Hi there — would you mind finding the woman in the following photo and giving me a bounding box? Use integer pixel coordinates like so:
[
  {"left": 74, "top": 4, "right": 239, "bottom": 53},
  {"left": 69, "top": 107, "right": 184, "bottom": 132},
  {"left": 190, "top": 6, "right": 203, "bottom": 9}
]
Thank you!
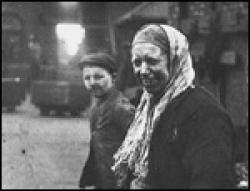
[{"left": 112, "top": 24, "right": 236, "bottom": 189}]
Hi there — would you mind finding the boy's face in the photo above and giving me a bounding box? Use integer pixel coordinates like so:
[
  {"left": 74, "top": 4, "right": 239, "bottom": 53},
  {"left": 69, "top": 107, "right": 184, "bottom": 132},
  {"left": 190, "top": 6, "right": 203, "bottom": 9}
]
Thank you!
[{"left": 82, "top": 66, "right": 114, "bottom": 98}]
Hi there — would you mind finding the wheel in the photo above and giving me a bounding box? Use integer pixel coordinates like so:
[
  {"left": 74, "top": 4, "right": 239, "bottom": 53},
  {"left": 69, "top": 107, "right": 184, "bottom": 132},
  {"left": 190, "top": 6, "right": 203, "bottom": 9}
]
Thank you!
[
  {"left": 70, "top": 110, "right": 80, "bottom": 117},
  {"left": 7, "top": 106, "right": 15, "bottom": 112},
  {"left": 40, "top": 107, "right": 50, "bottom": 116},
  {"left": 55, "top": 110, "right": 65, "bottom": 117}
]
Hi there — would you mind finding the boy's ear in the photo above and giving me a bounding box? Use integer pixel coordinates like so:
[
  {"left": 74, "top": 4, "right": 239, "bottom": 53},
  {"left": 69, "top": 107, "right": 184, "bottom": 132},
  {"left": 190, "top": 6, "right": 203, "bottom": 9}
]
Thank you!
[
  {"left": 112, "top": 73, "right": 117, "bottom": 79},
  {"left": 112, "top": 73, "right": 117, "bottom": 83}
]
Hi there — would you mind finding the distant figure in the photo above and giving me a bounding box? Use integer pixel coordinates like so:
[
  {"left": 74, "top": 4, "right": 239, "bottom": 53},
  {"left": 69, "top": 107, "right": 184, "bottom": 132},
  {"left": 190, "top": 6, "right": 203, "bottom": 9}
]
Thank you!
[
  {"left": 28, "top": 34, "right": 42, "bottom": 82},
  {"left": 78, "top": 52, "right": 135, "bottom": 189},
  {"left": 112, "top": 24, "right": 237, "bottom": 189}
]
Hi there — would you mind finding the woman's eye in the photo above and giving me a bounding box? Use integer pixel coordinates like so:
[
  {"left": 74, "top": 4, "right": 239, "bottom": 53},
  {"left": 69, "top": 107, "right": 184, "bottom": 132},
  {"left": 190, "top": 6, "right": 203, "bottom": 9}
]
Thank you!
[
  {"left": 146, "top": 58, "right": 158, "bottom": 66},
  {"left": 133, "top": 59, "right": 141, "bottom": 67}
]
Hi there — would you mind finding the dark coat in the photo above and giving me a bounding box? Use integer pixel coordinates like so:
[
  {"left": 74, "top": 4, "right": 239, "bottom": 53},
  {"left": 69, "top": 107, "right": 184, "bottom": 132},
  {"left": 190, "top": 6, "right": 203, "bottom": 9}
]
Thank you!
[
  {"left": 122, "top": 86, "right": 236, "bottom": 189},
  {"left": 79, "top": 89, "right": 135, "bottom": 189},
  {"left": 143, "top": 86, "right": 237, "bottom": 189}
]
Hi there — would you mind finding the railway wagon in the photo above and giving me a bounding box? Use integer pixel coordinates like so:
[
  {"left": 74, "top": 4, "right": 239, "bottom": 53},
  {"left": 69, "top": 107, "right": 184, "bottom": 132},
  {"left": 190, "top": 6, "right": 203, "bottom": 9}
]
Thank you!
[
  {"left": 31, "top": 80, "right": 90, "bottom": 116},
  {"left": 2, "top": 77, "right": 26, "bottom": 111}
]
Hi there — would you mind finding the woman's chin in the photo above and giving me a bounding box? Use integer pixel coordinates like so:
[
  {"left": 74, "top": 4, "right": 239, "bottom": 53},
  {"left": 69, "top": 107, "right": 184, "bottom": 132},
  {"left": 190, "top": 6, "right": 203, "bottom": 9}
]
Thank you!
[
  {"left": 144, "top": 86, "right": 157, "bottom": 94},
  {"left": 144, "top": 85, "right": 165, "bottom": 96}
]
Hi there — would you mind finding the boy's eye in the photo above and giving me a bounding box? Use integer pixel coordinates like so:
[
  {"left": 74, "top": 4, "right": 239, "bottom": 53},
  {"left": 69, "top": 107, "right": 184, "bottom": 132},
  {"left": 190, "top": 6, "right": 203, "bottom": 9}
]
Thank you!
[
  {"left": 94, "top": 74, "right": 104, "bottom": 80},
  {"left": 84, "top": 75, "right": 90, "bottom": 81}
]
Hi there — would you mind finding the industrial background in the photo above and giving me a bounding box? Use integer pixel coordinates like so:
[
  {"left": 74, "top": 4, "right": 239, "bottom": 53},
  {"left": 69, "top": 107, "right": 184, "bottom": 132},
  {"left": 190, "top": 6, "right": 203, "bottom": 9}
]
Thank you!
[{"left": 2, "top": 2, "right": 248, "bottom": 189}]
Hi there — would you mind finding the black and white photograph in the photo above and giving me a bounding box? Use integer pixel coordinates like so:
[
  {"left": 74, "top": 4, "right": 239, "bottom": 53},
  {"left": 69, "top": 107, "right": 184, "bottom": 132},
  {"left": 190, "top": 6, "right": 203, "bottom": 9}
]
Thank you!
[{"left": 2, "top": 2, "right": 248, "bottom": 189}]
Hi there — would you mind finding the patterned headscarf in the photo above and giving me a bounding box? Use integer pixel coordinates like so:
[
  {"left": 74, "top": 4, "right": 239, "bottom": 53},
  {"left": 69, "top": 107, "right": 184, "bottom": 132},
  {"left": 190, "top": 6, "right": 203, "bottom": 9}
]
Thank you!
[{"left": 112, "top": 24, "right": 195, "bottom": 185}]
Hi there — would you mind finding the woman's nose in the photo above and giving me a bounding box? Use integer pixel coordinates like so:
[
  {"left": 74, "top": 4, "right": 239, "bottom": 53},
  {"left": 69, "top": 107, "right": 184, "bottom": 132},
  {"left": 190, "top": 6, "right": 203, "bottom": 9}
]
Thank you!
[{"left": 140, "top": 62, "right": 150, "bottom": 77}]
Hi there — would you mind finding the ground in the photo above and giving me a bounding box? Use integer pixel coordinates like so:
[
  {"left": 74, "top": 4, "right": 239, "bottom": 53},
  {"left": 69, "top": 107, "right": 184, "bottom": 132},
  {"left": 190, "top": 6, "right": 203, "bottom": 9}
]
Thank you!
[{"left": 2, "top": 95, "right": 90, "bottom": 189}]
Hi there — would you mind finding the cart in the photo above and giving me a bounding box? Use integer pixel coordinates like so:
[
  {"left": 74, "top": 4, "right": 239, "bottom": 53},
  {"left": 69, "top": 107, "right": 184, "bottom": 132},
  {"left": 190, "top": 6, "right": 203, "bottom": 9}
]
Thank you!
[
  {"left": 31, "top": 80, "right": 90, "bottom": 116},
  {"left": 2, "top": 77, "right": 26, "bottom": 111}
]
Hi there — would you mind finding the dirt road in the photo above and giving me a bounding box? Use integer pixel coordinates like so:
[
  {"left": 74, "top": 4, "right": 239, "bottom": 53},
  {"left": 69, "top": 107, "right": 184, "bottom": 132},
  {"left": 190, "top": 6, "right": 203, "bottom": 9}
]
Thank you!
[{"left": 2, "top": 96, "right": 90, "bottom": 189}]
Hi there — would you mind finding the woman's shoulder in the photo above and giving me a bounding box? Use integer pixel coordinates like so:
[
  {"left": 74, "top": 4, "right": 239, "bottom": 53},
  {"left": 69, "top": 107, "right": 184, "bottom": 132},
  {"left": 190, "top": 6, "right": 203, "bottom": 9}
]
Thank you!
[
  {"left": 171, "top": 86, "right": 231, "bottom": 123},
  {"left": 190, "top": 86, "right": 227, "bottom": 113}
]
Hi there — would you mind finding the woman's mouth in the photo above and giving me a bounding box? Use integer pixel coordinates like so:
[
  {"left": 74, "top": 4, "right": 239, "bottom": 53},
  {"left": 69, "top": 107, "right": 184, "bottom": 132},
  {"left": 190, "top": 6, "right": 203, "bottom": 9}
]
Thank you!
[{"left": 141, "top": 78, "right": 157, "bottom": 87}]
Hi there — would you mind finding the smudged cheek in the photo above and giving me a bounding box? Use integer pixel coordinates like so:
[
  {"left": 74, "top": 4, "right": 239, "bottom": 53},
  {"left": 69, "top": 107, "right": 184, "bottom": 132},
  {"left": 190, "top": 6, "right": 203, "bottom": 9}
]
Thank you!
[
  {"left": 90, "top": 79, "right": 113, "bottom": 95},
  {"left": 83, "top": 80, "right": 91, "bottom": 90},
  {"left": 151, "top": 63, "right": 169, "bottom": 80},
  {"left": 133, "top": 66, "right": 167, "bottom": 80},
  {"left": 133, "top": 69, "right": 140, "bottom": 79}
]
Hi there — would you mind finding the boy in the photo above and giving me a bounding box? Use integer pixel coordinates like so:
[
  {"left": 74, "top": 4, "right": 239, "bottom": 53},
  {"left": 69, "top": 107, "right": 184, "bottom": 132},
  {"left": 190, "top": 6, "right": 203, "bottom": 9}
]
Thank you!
[{"left": 78, "top": 52, "right": 135, "bottom": 189}]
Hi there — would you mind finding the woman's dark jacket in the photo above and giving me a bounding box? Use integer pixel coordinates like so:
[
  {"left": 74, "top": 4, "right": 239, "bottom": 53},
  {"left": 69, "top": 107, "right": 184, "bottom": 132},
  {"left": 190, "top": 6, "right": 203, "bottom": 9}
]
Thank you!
[
  {"left": 79, "top": 89, "right": 135, "bottom": 189},
  {"left": 129, "top": 86, "right": 236, "bottom": 189}
]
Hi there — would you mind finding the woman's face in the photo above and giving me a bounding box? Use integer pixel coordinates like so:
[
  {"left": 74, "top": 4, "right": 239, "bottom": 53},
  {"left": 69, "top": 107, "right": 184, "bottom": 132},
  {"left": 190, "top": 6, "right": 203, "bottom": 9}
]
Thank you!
[
  {"left": 131, "top": 43, "right": 170, "bottom": 95},
  {"left": 82, "top": 66, "right": 114, "bottom": 98}
]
